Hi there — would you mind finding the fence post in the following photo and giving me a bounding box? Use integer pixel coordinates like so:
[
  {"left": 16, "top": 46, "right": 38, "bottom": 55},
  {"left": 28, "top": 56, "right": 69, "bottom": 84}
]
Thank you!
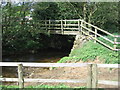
[
  {"left": 92, "top": 64, "right": 98, "bottom": 88},
  {"left": 61, "top": 19, "right": 64, "bottom": 34},
  {"left": 114, "top": 38, "right": 117, "bottom": 50},
  {"left": 78, "top": 19, "right": 80, "bottom": 32},
  {"left": 94, "top": 28, "right": 97, "bottom": 43},
  {"left": 18, "top": 64, "right": 24, "bottom": 89},
  {"left": 80, "top": 20, "right": 83, "bottom": 35},
  {"left": 45, "top": 20, "right": 47, "bottom": 31},
  {"left": 87, "top": 64, "right": 92, "bottom": 88},
  {"left": 65, "top": 19, "right": 66, "bottom": 27},
  {"left": 48, "top": 20, "right": 51, "bottom": 33}
]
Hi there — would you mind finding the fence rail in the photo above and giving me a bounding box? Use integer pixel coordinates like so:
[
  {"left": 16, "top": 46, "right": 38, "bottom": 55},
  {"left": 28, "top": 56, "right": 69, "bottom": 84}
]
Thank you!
[{"left": 0, "top": 62, "right": 119, "bottom": 88}]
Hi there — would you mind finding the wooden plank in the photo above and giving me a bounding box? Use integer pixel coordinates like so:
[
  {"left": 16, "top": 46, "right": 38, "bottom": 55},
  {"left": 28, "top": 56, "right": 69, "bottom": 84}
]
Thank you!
[
  {"left": 0, "top": 78, "right": 18, "bottom": 82},
  {"left": 51, "top": 19, "right": 78, "bottom": 22},
  {"left": 0, "top": 62, "right": 119, "bottom": 68},
  {"left": 29, "top": 24, "right": 79, "bottom": 26},
  {"left": 43, "top": 30, "right": 79, "bottom": 35},
  {"left": 92, "top": 64, "right": 98, "bottom": 88},
  {"left": 95, "top": 39, "right": 114, "bottom": 50},
  {"left": 114, "top": 35, "right": 120, "bottom": 38},
  {"left": 80, "top": 20, "right": 114, "bottom": 37},
  {"left": 63, "top": 31, "right": 79, "bottom": 35},
  {"left": 0, "top": 62, "right": 88, "bottom": 67},
  {"left": 63, "top": 24, "right": 78, "bottom": 26},
  {"left": 18, "top": 64, "right": 24, "bottom": 88},
  {"left": 81, "top": 30, "right": 114, "bottom": 50},
  {"left": 48, "top": 28, "right": 61, "bottom": 29},
  {"left": 62, "top": 20, "right": 78, "bottom": 22},
  {"left": 0, "top": 78, "right": 86, "bottom": 83},
  {"left": 97, "top": 64, "right": 119, "bottom": 68},
  {"left": 24, "top": 79, "right": 86, "bottom": 83},
  {"left": 87, "top": 64, "right": 92, "bottom": 88},
  {"left": 98, "top": 80, "right": 119, "bottom": 86},
  {"left": 114, "top": 42, "right": 120, "bottom": 44},
  {"left": 49, "top": 30, "right": 62, "bottom": 35},
  {"left": 113, "top": 49, "right": 120, "bottom": 51},
  {"left": 81, "top": 25, "right": 114, "bottom": 44},
  {"left": 41, "top": 19, "right": 79, "bottom": 22},
  {"left": 63, "top": 28, "right": 79, "bottom": 30}
]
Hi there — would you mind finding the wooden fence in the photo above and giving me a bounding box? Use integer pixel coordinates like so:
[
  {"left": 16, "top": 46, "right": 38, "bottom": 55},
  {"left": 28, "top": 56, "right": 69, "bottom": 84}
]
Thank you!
[
  {"left": 36, "top": 19, "right": 120, "bottom": 51},
  {"left": 0, "top": 62, "right": 119, "bottom": 88}
]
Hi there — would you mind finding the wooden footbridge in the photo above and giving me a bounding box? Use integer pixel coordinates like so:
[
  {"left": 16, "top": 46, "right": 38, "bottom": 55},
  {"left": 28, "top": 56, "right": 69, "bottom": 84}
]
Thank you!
[{"left": 30, "top": 19, "right": 120, "bottom": 51}]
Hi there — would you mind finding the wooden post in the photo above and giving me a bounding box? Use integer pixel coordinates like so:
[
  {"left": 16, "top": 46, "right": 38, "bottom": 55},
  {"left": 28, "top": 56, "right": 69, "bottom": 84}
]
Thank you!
[
  {"left": 92, "top": 64, "right": 98, "bottom": 88},
  {"left": 18, "top": 64, "right": 24, "bottom": 88},
  {"left": 80, "top": 20, "right": 83, "bottom": 35},
  {"left": 48, "top": 20, "right": 51, "bottom": 33},
  {"left": 61, "top": 20, "right": 64, "bottom": 34},
  {"left": 87, "top": 64, "right": 92, "bottom": 88},
  {"left": 78, "top": 19, "right": 80, "bottom": 32},
  {"left": 114, "top": 38, "right": 117, "bottom": 50},
  {"left": 49, "top": 20, "right": 51, "bottom": 28},
  {"left": 65, "top": 19, "right": 66, "bottom": 27},
  {"left": 45, "top": 20, "right": 47, "bottom": 31},
  {"left": 94, "top": 28, "right": 97, "bottom": 43}
]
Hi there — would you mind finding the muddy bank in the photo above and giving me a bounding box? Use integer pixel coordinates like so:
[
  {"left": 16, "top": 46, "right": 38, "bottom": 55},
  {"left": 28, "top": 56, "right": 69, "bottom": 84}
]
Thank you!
[{"left": 2, "top": 48, "right": 69, "bottom": 62}]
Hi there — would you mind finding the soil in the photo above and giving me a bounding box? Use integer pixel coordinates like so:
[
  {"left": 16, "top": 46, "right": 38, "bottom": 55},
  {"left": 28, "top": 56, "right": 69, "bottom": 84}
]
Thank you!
[{"left": 2, "top": 59, "right": 119, "bottom": 88}]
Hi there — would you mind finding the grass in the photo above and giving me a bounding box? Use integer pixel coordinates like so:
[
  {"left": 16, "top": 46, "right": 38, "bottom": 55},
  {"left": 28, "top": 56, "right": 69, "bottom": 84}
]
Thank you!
[
  {"left": 0, "top": 84, "right": 86, "bottom": 89},
  {"left": 0, "top": 85, "right": 107, "bottom": 90},
  {"left": 58, "top": 37, "right": 119, "bottom": 64}
]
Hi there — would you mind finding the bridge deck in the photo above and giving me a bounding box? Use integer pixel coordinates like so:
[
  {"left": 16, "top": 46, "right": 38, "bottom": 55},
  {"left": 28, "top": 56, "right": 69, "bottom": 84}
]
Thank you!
[{"left": 39, "top": 30, "right": 80, "bottom": 35}]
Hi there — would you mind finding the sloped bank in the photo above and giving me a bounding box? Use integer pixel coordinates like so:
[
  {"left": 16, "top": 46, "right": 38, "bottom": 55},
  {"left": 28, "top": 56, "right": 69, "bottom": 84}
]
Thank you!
[{"left": 58, "top": 35, "right": 119, "bottom": 64}]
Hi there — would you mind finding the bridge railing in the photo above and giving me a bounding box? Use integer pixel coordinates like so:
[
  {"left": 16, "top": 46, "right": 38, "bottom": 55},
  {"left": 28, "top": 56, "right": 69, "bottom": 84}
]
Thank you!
[
  {"left": 4, "top": 19, "right": 119, "bottom": 51},
  {"left": 79, "top": 19, "right": 120, "bottom": 51},
  {"left": 38, "top": 19, "right": 80, "bottom": 35},
  {"left": 0, "top": 62, "right": 119, "bottom": 88},
  {"left": 36, "top": 19, "right": 120, "bottom": 51}
]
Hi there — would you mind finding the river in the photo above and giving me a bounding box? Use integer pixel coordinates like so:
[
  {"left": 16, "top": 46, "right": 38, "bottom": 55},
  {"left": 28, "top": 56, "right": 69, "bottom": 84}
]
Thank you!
[
  {"left": 2, "top": 49, "right": 70, "bottom": 82},
  {"left": 2, "top": 49, "right": 69, "bottom": 62}
]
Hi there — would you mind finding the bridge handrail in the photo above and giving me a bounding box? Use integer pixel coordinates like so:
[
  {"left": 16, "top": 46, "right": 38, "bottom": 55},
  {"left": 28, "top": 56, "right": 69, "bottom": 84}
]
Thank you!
[
  {"left": 79, "top": 19, "right": 115, "bottom": 37},
  {"left": 79, "top": 19, "right": 120, "bottom": 50},
  {"left": 3, "top": 19, "right": 119, "bottom": 50}
]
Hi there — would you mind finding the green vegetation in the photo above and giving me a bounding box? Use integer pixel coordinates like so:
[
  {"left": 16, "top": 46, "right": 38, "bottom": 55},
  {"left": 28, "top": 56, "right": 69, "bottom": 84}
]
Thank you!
[
  {"left": 0, "top": 84, "right": 86, "bottom": 89},
  {"left": 0, "top": 85, "right": 19, "bottom": 88},
  {"left": 58, "top": 40, "right": 119, "bottom": 64}
]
